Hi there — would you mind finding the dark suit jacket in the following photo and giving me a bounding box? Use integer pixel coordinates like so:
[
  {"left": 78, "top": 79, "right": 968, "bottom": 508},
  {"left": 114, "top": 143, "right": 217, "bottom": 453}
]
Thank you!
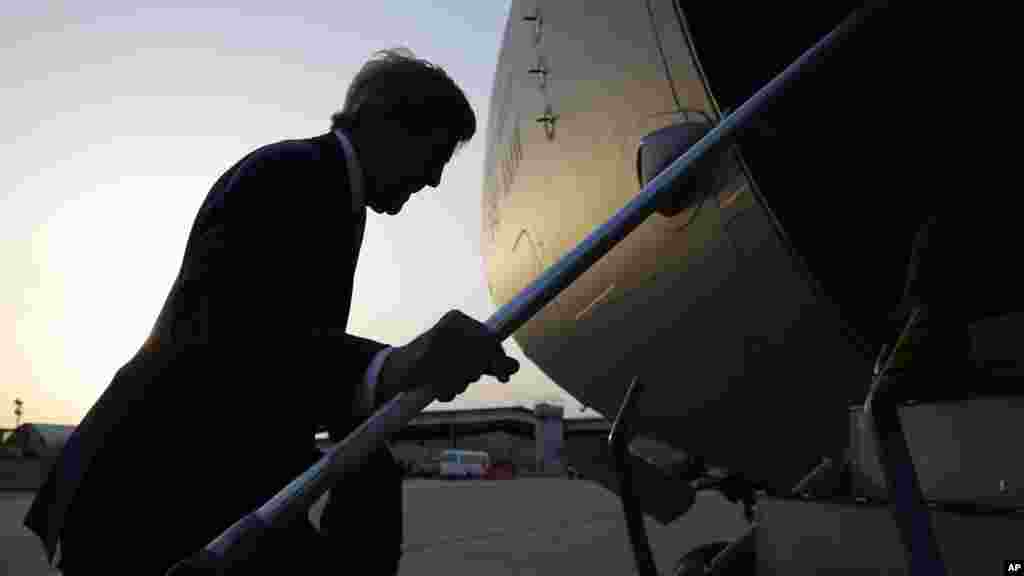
[{"left": 25, "top": 132, "right": 401, "bottom": 574}]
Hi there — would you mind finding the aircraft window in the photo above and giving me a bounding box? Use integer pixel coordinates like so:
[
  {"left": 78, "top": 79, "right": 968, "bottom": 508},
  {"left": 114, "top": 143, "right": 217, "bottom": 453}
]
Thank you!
[{"left": 637, "top": 121, "right": 722, "bottom": 219}]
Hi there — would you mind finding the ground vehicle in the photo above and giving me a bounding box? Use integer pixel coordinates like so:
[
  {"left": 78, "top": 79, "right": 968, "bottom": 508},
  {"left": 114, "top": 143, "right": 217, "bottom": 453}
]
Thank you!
[
  {"left": 484, "top": 460, "right": 517, "bottom": 481},
  {"left": 438, "top": 450, "right": 491, "bottom": 479}
]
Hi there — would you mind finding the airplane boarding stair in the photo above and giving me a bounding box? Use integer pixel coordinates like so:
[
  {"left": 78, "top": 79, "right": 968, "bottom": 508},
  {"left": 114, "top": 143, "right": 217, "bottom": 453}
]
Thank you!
[{"left": 598, "top": 235, "right": 1024, "bottom": 575}]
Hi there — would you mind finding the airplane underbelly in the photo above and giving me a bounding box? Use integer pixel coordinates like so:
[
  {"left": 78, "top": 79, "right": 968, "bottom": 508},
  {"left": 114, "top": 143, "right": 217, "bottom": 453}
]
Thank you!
[{"left": 519, "top": 197, "right": 871, "bottom": 490}]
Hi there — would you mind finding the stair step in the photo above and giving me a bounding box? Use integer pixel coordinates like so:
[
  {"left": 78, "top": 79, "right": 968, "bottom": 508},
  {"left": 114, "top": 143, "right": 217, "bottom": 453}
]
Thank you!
[
  {"left": 755, "top": 497, "right": 1023, "bottom": 575},
  {"left": 848, "top": 395, "right": 1024, "bottom": 507}
]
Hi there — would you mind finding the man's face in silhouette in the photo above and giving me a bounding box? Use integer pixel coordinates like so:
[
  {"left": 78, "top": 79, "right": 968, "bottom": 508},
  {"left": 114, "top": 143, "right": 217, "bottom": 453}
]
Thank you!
[{"left": 358, "top": 120, "right": 456, "bottom": 216}]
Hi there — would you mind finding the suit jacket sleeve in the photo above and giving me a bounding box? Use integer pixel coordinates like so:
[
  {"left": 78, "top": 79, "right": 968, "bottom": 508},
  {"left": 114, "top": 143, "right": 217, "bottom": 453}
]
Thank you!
[{"left": 182, "top": 142, "right": 389, "bottom": 431}]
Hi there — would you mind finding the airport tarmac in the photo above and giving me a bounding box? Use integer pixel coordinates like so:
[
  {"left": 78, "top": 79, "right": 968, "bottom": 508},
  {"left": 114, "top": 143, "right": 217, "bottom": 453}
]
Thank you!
[{"left": 4, "top": 478, "right": 749, "bottom": 575}]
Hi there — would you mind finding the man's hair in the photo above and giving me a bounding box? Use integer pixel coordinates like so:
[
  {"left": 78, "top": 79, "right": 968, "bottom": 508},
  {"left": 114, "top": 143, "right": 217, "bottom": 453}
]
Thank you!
[{"left": 331, "top": 48, "right": 475, "bottom": 156}]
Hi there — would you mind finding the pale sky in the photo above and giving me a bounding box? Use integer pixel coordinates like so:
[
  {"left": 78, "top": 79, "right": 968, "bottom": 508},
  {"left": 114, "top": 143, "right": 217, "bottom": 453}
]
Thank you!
[{"left": 2, "top": 0, "right": 603, "bottom": 428}]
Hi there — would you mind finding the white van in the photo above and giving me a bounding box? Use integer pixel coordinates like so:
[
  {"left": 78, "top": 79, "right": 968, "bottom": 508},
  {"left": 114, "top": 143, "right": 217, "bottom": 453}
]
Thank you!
[{"left": 438, "top": 449, "right": 491, "bottom": 479}]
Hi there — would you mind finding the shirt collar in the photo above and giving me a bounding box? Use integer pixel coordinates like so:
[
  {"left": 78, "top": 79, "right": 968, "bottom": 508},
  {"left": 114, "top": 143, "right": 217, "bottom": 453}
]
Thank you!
[{"left": 333, "top": 128, "right": 364, "bottom": 214}]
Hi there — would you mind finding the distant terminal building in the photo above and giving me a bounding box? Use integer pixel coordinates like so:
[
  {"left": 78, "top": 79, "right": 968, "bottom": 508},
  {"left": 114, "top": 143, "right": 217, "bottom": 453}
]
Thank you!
[
  {"left": 317, "top": 404, "right": 610, "bottom": 477},
  {"left": 2, "top": 407, "right": 611, "bottom": 491}
]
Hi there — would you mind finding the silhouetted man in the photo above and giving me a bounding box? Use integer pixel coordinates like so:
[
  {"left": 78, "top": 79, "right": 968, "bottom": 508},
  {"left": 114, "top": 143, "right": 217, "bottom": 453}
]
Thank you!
[{"left": 25, "top": 47, "right": 519, "bottom": 575}]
